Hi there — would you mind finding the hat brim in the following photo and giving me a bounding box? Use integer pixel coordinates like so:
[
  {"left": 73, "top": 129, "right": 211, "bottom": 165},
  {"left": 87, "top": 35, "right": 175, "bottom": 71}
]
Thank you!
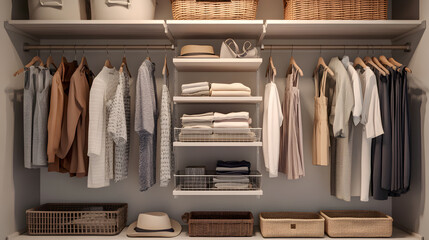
[
  {"left": 126, "top": 219, "right": 182, "bottom": 238},
  {"left": 178, "top": 55, "right": 219, "bottom": 58}
]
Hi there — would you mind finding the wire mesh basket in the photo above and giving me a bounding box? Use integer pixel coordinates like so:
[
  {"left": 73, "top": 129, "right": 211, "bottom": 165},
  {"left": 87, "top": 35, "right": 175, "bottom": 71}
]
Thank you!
[
  {"left": 174, "top": 128, "right": 261, "bottom": 142},
  {"left": 26, "top": 203, "right": 127, "bottom": 235},
  {"left": 174, "top": 171, "right": 262, "bottom": 191}
]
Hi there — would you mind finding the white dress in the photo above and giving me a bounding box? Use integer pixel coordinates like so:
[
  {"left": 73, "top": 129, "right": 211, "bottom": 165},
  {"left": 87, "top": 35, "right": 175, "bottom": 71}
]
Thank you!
[
  {"left": 359, "top": 67, "right": 384, "bottom": 201},
  {"left": 263, "top": 74, "right": 283, "bottom": 178},
  {"left": 87, "top": 66, "right": 119, "bottom": 188}
]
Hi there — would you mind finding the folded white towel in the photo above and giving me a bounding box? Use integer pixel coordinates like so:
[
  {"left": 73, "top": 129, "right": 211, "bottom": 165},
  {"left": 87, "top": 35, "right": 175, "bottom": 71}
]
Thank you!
[
  {"left": 216, "top": 166, "right": 249, "bottom": 171},
  {"left": 213, "top": 112, "right": 249, "bottom": 121},
  {"left": 215, "top": 118, "right": 252, "bottom": 124},
  {"left": 181, "top": 126, "right": 213, "bottom": 135},
  {"left": 213, "top": 176, "right": 250, "bottom": 183},
  {"left": 213, "top": 129, "right": 253, "bottom": 134},
  {"left": 210, "top": 90, "right": 251, "bottom": 97},
  {"left": 183, "top": 112, "right": 214, "bottom": 118},
  {"left": 213, "top": 121, "right": 250, "bottom": 128},
  {"left": 182, "top": 91, "right": 210, "bottom": 96},
  {"left": 182, "top": 82, "right": 209, "bottom": 90},
  {"left": 214, "top": 183, "right": 250, "bottom": 189},
  {"left": 182, "top": 121, "right": 213, "bottom": 128},
  {"left": 182, "top": 86, "right": 210, "bottom": 94},
  {"left": 211, "top": 83, "right": 251, "bottom": 92}
]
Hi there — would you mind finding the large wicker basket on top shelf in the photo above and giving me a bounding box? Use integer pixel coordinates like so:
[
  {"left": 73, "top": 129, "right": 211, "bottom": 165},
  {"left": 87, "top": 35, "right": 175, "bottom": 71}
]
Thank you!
[
  {"left": 284, "top": 0, "right": 388, "bottom": 20},
  {"left": 171, "top": 0, "right": 259, "bottom": 20}
]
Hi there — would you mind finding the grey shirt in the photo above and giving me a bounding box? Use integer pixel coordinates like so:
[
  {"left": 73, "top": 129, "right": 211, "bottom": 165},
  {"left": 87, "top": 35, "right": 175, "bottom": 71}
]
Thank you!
[{"left": 135, "top": 59, "right": 157, "bottom": 191}]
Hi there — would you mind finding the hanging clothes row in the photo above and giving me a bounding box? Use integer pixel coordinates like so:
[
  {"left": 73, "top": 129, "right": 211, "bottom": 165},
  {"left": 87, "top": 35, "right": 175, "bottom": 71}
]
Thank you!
[
  {"left": 312, "top": 54, "right": 411, "bottom": 202},
  {"left": 15, "top": 52, "right": 173, "bottom": 192}
]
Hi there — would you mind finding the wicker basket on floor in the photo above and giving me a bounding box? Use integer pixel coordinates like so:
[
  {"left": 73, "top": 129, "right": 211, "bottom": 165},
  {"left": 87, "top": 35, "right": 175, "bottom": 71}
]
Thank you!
[
  {"left": 284, "top": 0, "right": 387, "bottom": 20},
  {"left": 171, "top": 0, "right": 259, "bottom": 20},
  {"left": 26, "top": 203, "right": 127, "bottom": 235},
  {"left": 182, "top": 211, "right": 254, "bottom": 237}
]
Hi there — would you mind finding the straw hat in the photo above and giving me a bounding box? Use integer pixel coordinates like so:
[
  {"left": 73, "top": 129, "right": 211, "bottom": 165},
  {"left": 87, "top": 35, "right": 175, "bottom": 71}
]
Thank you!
[
  {"left": 126, "top": 212, "right": 182, "bottom": 238},
  {"left": 179, "top": 45, "right": 219, "bottom": 58}
]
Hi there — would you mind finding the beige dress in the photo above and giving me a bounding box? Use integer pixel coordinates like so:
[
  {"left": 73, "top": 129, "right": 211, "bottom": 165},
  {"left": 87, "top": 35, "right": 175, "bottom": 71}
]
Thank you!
[
  {"left": 279, "top": 66, "right": 305, "bottom": 180},
  {"left": 313, "top": 66, "right": 330, "bottom": 166}
]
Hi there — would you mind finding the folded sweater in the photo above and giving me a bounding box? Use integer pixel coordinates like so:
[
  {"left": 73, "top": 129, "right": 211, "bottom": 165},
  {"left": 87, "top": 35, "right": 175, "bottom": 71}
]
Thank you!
[
  {"left": 211, "top": 83, "right": 251, "bottom": 92},
  {"left": 211, "top": 90, "right": 251, "bottom": 97}
]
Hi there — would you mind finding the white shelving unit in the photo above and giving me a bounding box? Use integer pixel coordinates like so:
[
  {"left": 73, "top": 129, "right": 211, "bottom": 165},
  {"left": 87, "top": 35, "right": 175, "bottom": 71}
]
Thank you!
[
  {"left": 173, "top": 142, "right": 262, "bottom": 147},
  {"left": 8, "top": 227, "right": 423, "bottom": 240},
  {"left": 173, "top": 96, "right": 263, "bottom": 104},
  {"left": 173, "top": 58, "right": 263, "bottom": 72}
]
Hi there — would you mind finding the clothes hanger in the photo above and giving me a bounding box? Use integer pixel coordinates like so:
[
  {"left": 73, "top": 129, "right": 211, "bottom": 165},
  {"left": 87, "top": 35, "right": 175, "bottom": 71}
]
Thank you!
[
  {"left": 265, "top": 47, "right": 277, "bottom": 79},
  {"left": 388, "top": 57, "right": 412, "bottom": 73},
  {"left": 162, "top": 47, "right": 169, "bottom": 77},
  {"left": 379, "top": 55, "right": 396, "bottom": 70},
  {"left": 372, "top": 56, "right": 389, "bottom": 75},
  {"left": 104, "top": 46, "right": 114, "bottom": 69},
  {"left": 353, "top": 56, "right": 368, "bottom": 69},
  {"left": 119, "top": 47, "right": 132, "bottom": 78},
  {"left": 364, "top": 56, "right": 387, "bottom": 76},
  {"left": 146, "top": 46, "right": 151, "bottom": 61},
  {"left": 14, "top": 52, "right": 45, "bottom": 76},
  {"left": 316, "top": 47, "right": 334, "bottom": 77},
  {"left": 45, "top": 48, "right": 57, "bottom": 70},
  {"left": 286, "top": 46, "right": 304, "bottom": 77}
]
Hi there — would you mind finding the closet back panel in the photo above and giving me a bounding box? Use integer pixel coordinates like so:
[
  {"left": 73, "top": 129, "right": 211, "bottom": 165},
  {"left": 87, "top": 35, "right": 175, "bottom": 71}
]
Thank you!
[{"left": 39, "top": 38, "right": 393, "bottom": 225}]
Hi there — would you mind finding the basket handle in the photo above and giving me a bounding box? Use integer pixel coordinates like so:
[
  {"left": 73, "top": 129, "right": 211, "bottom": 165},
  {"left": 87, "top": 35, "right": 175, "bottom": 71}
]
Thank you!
[
  {"left": 106, "top": 0, "right": 131, "bottom": 6},
  {"left": 39, "top": 0, "right": 62, "bottom": 7},
  {"left": 182, "top": 213, "right": 190, "bottom": 223},
  {"left": 196, "top": 0, "right": 232, "bottom": 2}
]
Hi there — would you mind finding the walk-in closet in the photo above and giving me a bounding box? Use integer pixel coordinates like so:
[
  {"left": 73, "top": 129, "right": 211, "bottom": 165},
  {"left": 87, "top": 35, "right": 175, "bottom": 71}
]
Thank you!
[{"left": 1, "top": 0, "right": 428, "bottom": 239}]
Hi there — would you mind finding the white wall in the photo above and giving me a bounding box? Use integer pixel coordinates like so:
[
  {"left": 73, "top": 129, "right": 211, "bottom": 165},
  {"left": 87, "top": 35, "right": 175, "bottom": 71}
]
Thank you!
[
  {"left": 0, "top": 1, "right": 40, "bottom": 239},
  {"left": 391, "top": 0, "right": 429, "bottom": 238}
]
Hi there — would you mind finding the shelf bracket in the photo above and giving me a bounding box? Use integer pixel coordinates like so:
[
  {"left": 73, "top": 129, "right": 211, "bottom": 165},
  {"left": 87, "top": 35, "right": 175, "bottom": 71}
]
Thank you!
[
  {"left": 393, "top": 20, "right": 426, "bottom": 42},
  {"left": 257, "top": 21, "right": 267, "bottom": 47},
  {"left": 163, "top": 21, "right": 175, "bottom": 46}
]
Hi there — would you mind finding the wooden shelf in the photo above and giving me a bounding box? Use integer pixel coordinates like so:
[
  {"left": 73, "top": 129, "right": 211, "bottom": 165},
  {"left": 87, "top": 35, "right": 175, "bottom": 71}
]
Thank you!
[
  {"left": 173, "top": 96, "right": 262, "bottom": 104},
  {"left": 264, "top": 20, "right": 426, "bottom": 40},
  {"left": 166, "top": 20, "right": 264, "bottom": 39},
  {"left": 173, "top": 58, "right": 263, "bottom": 72},
  {"left": 173, "top": 142, "right": 262, "bottom": 147},
  {"left": 5, "top": 20, "right": 168, "bottom": 39},
  {"left": 8, "top": 227, "right": 422, "bottom": 240},
  {"left": 173, "top": 189, "right": 263, "bottom": 196}
]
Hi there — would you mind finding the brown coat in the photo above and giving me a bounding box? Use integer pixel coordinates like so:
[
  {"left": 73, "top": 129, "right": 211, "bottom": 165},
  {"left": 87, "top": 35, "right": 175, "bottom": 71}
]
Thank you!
[
  {"left": 57, "top": 57, "right": 94, "bottom": 177},
  {"left": 47, "top": 58, "right": 78, "bottom": 173}
]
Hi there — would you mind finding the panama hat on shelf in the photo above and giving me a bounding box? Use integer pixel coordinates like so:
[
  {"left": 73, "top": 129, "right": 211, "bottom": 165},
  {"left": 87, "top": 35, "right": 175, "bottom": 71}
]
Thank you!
[
  {"left": 179, "top": 45, "right": 219, "bottom": 58},
  {"left": 126, "top": 212, "right": 182, "bottom": 238}
]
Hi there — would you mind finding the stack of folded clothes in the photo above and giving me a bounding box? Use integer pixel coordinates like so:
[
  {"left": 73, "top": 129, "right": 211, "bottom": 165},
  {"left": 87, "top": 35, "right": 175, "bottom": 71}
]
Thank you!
[
  {"left": 210, "top": 83, "right": 251, "bottom": 96},
  {"left": 183, "top": 166, "right": 207, "bottom": 190},
  {"left": 214, "top": 161, "right": 251, "bottom": 190},
  {"left": 181, "top": 82, "right": 210, "bottom": 96},
  {"left": 179, "top": 112, "right": 256, "bottom": 142}
]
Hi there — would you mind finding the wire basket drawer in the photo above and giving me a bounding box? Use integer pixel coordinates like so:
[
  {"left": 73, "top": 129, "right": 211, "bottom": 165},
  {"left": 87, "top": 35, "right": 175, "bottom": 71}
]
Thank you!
[
  {"left": 26, "top": 203, "right": 127, "bottom": 235},
  {"left": 175, "top": 128, "right": 261, "bottom": 142},
  {"left": 174, "top": 171, "right": 262, "bottom": 191}
]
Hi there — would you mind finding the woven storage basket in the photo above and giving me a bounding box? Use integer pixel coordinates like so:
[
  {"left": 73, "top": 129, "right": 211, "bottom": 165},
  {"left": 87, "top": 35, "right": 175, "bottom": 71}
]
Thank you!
[
  {"left": 259, "top": 212, "right": 325, "bottom": 238},
  {"left": 26, "top": 203, "right": 127, "bottom": 235},
  {"left": 182, "top": 211, "right": 254, "bottom": 237},
  {"left": 171, "top": 0, "right": 259, "bottom": 20},
  {"left": 320, "top": 210, "right": 393, "bottom": 238},
  {"left": 284, "top": 0, "right": 387, "bottom": 20}
]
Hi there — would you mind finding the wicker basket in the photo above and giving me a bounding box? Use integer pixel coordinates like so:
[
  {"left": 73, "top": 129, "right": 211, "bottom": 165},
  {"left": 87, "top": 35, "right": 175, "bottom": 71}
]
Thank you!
[
  {"left": 320, "top": 210, "right": 393, "bottom": 238},
  {"left": 284, "top": 0, "right": 387, "bottom": 20},
  {"left": 259, "top": 212, "right": 325, "bottom": 238},
  {"left": 182, "top": 211, "right": 254, "bottom": 237},
  {"left": 171, "top": 0, "right": 259, "bottom": 20},
  {"left": 26, "top": 203, "right": 127, "bottom": 235}
]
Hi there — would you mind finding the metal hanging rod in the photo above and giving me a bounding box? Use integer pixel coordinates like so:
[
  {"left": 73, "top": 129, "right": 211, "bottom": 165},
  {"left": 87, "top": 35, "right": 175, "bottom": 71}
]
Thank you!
[
  {"left": 23, "top": 44, "right": 175, "bottom": 51},
  {"left": 261, "top": 44, "right": 411, "bottom": 52}
]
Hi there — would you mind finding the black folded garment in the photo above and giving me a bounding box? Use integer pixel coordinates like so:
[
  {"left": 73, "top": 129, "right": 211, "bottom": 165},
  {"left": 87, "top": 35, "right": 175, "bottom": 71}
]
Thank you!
[
  {"left": 216, "top": 170, "right": 250, "bottom": 175},
  {"left": 217, "top": 160, "right": 251, "bottom": 168}
]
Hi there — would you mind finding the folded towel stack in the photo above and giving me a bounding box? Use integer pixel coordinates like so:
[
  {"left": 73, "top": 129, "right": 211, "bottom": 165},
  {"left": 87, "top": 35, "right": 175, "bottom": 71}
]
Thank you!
[
  {"left": 216, "top": 160, "right": 251, "bottom": 175},
  {"left": 181, "top": 82, "right": 210, "bottom": 96},
  {"left": 213, "top": 111, "right": 250, "bottom": 129},
  {"left": 210, "top": 83, "right": 251, "bottom": 97}
]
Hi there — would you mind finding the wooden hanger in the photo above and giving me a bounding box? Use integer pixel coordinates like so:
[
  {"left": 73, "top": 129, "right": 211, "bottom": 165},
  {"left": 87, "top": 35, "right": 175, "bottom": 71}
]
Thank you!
[
  {"left": 316, "top": 57, "right": 334, "bottom": 77},
  {"left": 388, "top": 57, "right": 412, "bottom": 73},
  {"left": 265, "top": 56, "right": 277, "bottom": 78},
  {"left": 379, "top": 55, "right": 396, "bottom": 70},
  {"left": 45, "top": 55, "right": 57, "bottom": 70},
  {"left": 119, "top": 56, "right": 132, "bottom": 78},
  {"left": 14, "top": 56, "right": 44, "bottom": 76},
  {"left": 372, "top": 57, "right": 389, "bottom": 75},
  {"left": 162, "top": 55, "right": 169, "bottom": 77},
  {"left": 104, "top": 58, "right": 114, "bottom": 69},
  {"left": 287, "top": 56, "right": 304, "bottom": 77},
  {"left": 80, "top": 56, "right": 88, "bottom": 67},
  {"left": 353, "top": 57, "right": 368, "bottom": 69},
  {"left": 364, "top": 56, "right": 387, "bottom": 76}
]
